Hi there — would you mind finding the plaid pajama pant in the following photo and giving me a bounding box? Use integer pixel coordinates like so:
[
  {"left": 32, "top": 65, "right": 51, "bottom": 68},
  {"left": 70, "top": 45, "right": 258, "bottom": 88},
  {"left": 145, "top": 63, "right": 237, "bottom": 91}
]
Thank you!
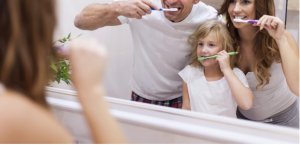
[{"left": 131, "top": 91, "right": 182, "bottom": 109}]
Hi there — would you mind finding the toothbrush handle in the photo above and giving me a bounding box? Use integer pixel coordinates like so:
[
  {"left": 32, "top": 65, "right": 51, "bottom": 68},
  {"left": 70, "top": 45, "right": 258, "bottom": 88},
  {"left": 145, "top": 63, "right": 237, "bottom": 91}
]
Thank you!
[
  {"left": 151, "top": 7, "right": 162, "bottom": 11},
  {"left": 248, "top": 20, "right": 258, "bottom": 23},
  {"left": 206, "top": 52, "right": 237, "bottom": 59},
  {"left": 198, "top": 52, "right": 238, "bottom": 60},
  {"left": 205, "top": 55, "right": 218, "bottom": 59},
  {"left": 227, "top": 52, "right": 238, "bottom": 55}
]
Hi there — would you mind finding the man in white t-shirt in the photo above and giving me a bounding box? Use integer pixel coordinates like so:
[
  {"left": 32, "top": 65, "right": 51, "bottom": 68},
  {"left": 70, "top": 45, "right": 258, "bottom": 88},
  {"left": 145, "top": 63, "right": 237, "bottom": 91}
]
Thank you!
[{"left": 74, "top": 0, "right": 223, "bottom": 108}]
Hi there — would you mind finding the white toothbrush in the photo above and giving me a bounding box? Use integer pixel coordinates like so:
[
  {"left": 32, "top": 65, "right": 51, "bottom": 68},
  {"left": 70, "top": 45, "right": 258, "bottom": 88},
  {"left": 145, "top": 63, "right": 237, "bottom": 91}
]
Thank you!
[
  {"left": 234, "top": 19, "right": 258, "bottom": 23},
  {"left": 151, "top": 8, "right": 178, "bottom": 11}
]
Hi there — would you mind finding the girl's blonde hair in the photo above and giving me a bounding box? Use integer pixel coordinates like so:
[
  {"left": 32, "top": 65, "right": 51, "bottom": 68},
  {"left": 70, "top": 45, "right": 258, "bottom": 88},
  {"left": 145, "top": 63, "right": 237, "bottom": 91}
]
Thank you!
[
  {"left": 188, "top": 20, "right": 236, "bottom": 69},
  {"left": 218, "top": 0, "right": 280, "bottom": 90}
]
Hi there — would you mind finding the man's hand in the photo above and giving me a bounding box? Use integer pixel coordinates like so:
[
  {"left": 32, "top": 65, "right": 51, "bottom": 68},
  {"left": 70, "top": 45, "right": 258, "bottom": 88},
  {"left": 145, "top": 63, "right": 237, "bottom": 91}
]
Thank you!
[{"left": 114, "top": 0, "right": 159, "bottom": 19}]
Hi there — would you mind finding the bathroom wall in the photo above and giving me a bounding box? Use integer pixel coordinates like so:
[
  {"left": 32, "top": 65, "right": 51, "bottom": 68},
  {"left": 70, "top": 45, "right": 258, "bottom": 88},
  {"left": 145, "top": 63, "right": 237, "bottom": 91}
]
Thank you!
[
  {"left": 51, "top": 0, "right": 134, "bottom": 100},
  {"left": 286, "top": 0, "right": 299, "bottom": 45},
  {"left": 51, "top": 0, "right": 299, "bottom": 100}
]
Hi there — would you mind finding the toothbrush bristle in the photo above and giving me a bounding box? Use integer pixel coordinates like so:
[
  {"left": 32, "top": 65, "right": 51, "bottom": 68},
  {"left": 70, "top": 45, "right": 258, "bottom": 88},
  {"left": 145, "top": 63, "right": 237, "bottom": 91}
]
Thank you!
[
  {"left": 164, "top": 8, "right": 178, "bottom": 11},
  {"left": 234, "top": 19, "right": 246, "bottom": 22}
]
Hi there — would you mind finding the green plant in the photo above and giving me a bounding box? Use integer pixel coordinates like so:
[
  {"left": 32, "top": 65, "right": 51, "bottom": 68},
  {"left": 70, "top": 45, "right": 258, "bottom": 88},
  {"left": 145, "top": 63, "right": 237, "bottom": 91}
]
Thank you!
[{"left": 51, "top": 33, "right": 82, "bottom": 85}]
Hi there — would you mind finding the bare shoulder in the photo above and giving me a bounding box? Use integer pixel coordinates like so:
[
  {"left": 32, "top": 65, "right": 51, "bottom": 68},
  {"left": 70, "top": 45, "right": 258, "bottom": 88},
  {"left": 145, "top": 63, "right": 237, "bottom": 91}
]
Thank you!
[{"left": 0, "top": 91, "right": 73, "bottom": 143}]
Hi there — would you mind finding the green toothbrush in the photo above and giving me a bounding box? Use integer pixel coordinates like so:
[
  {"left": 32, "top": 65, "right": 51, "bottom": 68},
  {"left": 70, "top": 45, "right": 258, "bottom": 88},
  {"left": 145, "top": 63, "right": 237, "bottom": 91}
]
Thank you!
[{"left": 198, "top": 52, "right": 238, "bottom": 61}]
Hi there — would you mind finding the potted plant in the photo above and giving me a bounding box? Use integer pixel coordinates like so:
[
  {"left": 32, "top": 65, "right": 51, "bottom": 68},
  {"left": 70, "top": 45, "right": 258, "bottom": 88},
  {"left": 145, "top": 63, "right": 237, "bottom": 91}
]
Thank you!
[{"left": 51, "top": 33, "right": 82, "bottom": 85}]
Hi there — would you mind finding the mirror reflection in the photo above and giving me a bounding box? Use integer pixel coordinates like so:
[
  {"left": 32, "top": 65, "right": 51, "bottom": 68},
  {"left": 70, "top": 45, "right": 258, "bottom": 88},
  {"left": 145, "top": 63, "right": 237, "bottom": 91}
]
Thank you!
[{"left": 51, "top": 0, "right": 299, "bottom": 129}]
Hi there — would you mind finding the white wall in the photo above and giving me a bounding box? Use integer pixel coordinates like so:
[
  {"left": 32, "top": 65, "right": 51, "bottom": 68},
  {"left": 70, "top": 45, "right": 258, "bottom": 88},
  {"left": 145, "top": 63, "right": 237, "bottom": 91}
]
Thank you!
[{"left": 52, "top": 0, "right": 134, "bottom": 100}]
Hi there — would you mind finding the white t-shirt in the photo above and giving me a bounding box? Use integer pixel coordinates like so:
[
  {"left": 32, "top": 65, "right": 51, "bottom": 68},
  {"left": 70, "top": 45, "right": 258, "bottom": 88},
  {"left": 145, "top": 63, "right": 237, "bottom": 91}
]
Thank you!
[
  {"left": 117, "top": 0, "right": 223, "bottom": 101},
  {"left": 178, "top": 65, "right": 249, "bottom": 118}
]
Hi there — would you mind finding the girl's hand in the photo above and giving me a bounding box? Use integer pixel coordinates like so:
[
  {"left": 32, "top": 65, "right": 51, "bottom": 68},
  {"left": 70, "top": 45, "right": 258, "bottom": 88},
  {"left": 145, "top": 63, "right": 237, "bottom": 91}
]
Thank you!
[
  {"left": 68, "top": 38, "right": 107, "bottom": 92},
  {"left": 254, "top": 15, "right": 285, "bottom": 41},
  {"left": 216, "top": 50, "right": 231, "bottom": 73}
]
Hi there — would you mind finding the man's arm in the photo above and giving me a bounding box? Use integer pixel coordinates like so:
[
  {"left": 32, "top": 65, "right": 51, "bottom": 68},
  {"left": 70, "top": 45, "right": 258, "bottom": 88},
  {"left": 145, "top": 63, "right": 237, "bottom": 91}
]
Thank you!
[{"left": 74, "top": 0, "right": 159, "bottom": 30}]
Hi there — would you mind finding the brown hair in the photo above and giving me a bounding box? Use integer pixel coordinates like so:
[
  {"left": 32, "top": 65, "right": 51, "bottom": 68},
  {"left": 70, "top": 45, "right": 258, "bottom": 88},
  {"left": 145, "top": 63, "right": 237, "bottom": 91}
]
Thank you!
[
  {"left": 188, "top": 20, "right": 236, "bottom": 69},
  {"left": 0, "top": 0, "right": 57, "bottom": 108},
  {"left": 218, "top": 0, "right": 280, "bottom": 90}
]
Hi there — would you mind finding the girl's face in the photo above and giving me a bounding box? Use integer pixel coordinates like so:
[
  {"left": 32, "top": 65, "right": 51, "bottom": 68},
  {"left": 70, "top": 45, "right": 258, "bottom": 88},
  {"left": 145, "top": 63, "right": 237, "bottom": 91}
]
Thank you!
[
  {"left": 197, "top": 32, "right": 223, "bottom": 67},
  {"left": 228, "top": 0, "right": 256, "bottom": 29}
]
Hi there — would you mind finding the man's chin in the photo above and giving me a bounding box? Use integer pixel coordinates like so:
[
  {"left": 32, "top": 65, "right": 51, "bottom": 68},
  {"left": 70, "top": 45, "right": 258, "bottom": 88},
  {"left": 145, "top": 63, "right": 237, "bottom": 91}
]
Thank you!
[{"left": 164, "top": 13, "right": 177, "bottom": 22}]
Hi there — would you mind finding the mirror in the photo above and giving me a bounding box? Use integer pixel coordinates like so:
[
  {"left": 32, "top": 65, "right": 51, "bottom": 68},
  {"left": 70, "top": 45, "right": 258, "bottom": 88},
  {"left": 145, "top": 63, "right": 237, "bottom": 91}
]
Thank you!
[{"left": 50, "top": 0, "right": 299, "bottom": 130}]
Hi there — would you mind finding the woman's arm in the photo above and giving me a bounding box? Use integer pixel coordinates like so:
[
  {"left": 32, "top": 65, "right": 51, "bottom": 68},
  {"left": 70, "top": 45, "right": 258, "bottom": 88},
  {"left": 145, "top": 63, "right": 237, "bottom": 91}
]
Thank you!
[
  {"left": 217, "top": 51, "right": 253, "bottom": 110},
  {"left": 276, "top": 31, "right": 299, "bottom": 96},
  {"left": 182, "top": 81, "right": 191, "bottom": 110},
  {"left": 69, "top": 39, "right": 126, "bottom": 144},
  {"left": 256, "top": 16, "right": 299, "bottom": 96}
]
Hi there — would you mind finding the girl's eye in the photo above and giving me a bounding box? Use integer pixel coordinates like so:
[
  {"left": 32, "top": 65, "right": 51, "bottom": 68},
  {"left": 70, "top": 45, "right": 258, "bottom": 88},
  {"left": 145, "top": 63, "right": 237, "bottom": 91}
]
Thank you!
[
  {"left": 209, "top": 44, "right": 215, "bottom": 47},
  {"left": 198, "top": 43, "right": 203, "bottom": 46},
  {"left": 229, "top": 0, "right": 235, "bottom": 4}
]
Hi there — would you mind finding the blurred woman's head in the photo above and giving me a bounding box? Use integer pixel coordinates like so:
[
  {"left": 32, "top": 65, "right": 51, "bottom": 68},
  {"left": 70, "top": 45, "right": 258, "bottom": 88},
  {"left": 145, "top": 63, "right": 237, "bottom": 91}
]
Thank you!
[
  {"left": 0, "top": 0, "right": 56, "bottom": 108},
  {"left": 218, "top": 0, "right": 280, "bottom": 90}
]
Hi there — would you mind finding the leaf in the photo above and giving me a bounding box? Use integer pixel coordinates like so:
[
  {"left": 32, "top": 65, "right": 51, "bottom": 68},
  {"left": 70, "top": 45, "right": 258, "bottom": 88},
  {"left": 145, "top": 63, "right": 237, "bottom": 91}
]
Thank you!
[
  {"left": 69, "top": 33, "right": 83, "bottom": 41},
  {"left": 51, "top": 62, "right": 58, "bottom": 72},
  {"left": 53, "top": 40, "right": 58, "bottom": 45},
  {"left": 77, "top": 33, "right": 83, "bottom": 38},
  {"left": 55, "top": 77, "right": 61, "bottom": 84},
  {"left": 67, "top": 33, "right": 71, "bottom": 39},
  {"left": 62, "top": 78, "right": 70, "bottom": 85}
]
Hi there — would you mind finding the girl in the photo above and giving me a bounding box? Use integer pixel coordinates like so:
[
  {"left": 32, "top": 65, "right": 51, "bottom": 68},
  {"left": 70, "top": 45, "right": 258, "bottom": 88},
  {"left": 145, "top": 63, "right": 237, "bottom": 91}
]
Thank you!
[
  {"left": 218, "top": 0, "right": 299, "bottom": 128},
  {"left": 179, "top": 20, "right": 253, "bottom": 118}
]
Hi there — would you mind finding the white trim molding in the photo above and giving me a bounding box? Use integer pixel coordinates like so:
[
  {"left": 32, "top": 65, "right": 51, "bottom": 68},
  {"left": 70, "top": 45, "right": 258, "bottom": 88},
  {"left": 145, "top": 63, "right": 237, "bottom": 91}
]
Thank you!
[{"left": 46, "top": 87, "right": 299, "bottom": 144}]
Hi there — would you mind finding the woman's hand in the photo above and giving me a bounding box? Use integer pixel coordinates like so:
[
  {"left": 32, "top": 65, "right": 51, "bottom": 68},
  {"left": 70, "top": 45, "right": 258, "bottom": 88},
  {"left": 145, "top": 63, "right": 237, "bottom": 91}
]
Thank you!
[
  {"left": 67, "top": 39, "right": 127, "bottom": 144},
  {"left": 254, "top": 15, "right": 285, "bottom": 41},
  {"left": 216, "top": 50, "right": 231, "bottom": 73},
  {"left": 68, "top": 39, "right": 107, "bottom": 93}
]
